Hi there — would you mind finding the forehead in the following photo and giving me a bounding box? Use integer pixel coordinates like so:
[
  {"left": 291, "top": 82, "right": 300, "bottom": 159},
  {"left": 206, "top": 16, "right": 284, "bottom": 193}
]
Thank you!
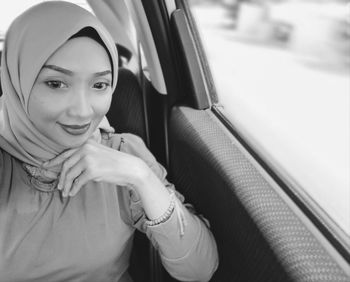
[{"left": 44, "top": 37, "right": 111, "bottom": 72}]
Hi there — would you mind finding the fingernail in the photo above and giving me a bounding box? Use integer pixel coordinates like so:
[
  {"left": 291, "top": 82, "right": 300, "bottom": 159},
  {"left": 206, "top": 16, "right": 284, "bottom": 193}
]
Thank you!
[{"left": 57, "top": 183, "right": 61, "bottom": 190}]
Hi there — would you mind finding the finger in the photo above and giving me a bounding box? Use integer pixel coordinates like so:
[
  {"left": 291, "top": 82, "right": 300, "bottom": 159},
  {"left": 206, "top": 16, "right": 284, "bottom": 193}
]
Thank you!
[
  {"left": 58, "top": 152, "right": 82, "bottom": 191},
  {"left": 40, "top": 169, "right": 59, "bottom": 179},
  {"left": 43, "top": 148, "right": 78, "bottom": 168},
  {"left": 69, "top": 171, "right": 91, "bottom": 197},
  {"left": 62, "top": 164, "right": 84, "bottom": 197}
]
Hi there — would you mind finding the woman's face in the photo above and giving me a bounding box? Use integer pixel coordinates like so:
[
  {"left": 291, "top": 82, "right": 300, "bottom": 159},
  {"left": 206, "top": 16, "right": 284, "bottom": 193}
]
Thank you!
[{"left": 28, "top": 36, "right": 113, "bottom": 148}]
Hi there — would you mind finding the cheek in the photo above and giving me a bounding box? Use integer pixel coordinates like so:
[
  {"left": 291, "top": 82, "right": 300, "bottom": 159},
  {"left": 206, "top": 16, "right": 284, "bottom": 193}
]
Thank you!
[
  {"left": 92, "top": 94, "right": 112, "bottom": 117},
  {"left": 28, "top": 91, "right": 63, "bottom": 125}
]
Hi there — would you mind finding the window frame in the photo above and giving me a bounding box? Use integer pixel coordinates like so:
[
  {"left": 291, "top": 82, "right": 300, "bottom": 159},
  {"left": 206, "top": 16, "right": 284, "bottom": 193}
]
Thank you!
[{"left": 177, "top": 0, "right": 350, "bottom": 262}]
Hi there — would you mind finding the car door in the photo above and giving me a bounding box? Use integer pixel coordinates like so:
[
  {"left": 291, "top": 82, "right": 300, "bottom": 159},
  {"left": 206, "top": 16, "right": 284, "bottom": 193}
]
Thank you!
[{"left": 135, "top": 0, "right": 350, "bottom": 281}]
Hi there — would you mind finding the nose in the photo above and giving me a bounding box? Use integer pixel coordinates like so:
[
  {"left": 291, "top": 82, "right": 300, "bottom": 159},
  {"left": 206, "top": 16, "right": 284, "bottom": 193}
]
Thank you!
[{"left": 67, "top": 86, "right": 93, "bottom": 118}]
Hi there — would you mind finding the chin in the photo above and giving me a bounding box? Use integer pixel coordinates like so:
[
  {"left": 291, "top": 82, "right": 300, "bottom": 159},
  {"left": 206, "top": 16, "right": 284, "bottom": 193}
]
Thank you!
[
  {"left": 58, "top": 138, "right": 86, "bottom": 149},
  {"left": 57, "top": 132, "right": 92, "bottom": 148},
  {"left": 52, "top": 124, "right": 100, "bottom": 148}
]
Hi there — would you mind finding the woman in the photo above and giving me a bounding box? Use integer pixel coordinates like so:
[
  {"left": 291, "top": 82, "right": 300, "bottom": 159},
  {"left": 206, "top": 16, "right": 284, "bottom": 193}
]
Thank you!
[{"left": 0, "top": 1, "right": 218, "bottom": 282}]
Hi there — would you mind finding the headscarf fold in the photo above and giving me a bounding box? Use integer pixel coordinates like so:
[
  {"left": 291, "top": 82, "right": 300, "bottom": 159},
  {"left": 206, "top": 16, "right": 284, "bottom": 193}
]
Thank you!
[{"left": 0, "top": 1, "right": 119, "bottom": 169}]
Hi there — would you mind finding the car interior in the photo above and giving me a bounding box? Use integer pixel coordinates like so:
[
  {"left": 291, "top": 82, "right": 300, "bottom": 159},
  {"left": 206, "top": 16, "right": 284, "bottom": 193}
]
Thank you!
[{"left": 0, "top": 0, "right": 349, "bottom": 281}]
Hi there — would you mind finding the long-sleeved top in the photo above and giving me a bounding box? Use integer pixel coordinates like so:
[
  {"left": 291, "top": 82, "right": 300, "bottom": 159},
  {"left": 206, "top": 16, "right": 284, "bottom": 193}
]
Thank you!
[{"left": 0, "top": 133, "right": 218, "bottom": 282}]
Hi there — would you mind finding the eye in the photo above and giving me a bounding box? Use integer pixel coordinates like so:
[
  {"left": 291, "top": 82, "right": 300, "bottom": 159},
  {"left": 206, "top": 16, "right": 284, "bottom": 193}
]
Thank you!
[
  {"left": 45, "top": 80, "right": 67, "bottom": 89},
  {"left": 93, "top": 82, "right": 110, "bottom": 91}
]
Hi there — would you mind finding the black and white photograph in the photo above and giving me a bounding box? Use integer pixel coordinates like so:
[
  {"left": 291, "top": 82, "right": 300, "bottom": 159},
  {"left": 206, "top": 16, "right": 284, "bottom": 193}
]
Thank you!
[{"left": 0, "top": 0, "right": 349, "bottom": 281}]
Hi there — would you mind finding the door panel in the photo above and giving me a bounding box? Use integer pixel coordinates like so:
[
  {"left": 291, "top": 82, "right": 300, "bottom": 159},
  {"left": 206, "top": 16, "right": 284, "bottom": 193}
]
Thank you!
[{"left": 168, "top": 106, "right": 349, "bottom": 281}]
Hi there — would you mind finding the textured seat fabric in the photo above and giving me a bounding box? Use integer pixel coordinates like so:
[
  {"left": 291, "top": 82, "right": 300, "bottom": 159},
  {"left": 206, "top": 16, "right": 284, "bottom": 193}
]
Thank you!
[
  {"left": 107, "top": 67, "right": 150, "bottom": 282},
  {"left": 107, "top": 68, "right": 147, "bottom": 142},
  {"left": 169, "top": 106, "right": 349, "bottom": 282}
]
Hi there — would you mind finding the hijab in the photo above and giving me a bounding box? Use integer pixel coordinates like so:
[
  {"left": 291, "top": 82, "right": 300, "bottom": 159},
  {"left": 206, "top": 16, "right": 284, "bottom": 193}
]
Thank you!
[{"left": 0, "top": 1, "right": 119, "bottom": 170}]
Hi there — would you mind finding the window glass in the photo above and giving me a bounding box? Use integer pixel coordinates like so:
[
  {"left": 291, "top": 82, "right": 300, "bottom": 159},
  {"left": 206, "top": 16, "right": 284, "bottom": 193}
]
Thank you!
[{"left": 188, "top": 0, "right": 350, "bottom": 237}]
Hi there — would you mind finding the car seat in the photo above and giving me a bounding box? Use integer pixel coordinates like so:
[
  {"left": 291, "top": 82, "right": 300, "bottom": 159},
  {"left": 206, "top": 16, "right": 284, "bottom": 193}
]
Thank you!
[
  {"left": 106, "top": 67, "right": 147, "bottom": 141},
  {"left": 107, "top": 66, "right": 153, "bottom": 282}
]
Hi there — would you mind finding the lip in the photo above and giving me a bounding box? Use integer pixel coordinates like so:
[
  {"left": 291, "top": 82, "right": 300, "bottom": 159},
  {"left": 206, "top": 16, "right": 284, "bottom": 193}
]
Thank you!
[{"left": 58, "top": 122, "right": 91, "bottom": 136}]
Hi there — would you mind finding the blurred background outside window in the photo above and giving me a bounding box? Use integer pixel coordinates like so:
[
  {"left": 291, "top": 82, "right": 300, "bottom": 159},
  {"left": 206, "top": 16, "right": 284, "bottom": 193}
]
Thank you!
[{"left": 189, "top": 0, "right": 350, "bottom": 238}]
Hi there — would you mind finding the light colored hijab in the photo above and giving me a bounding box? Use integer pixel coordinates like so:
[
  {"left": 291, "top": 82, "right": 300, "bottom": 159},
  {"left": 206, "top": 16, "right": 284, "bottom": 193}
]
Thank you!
[{"left": 0, "top": 1, "right": 118, "bottom": 169}]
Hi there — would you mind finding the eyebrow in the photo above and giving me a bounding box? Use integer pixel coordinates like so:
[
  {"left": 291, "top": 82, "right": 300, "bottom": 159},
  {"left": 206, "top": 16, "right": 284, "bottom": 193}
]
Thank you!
[
  {"left": 43, "top": 65, "right": 112, "bottom": 77},
  {"left": 93, "top": 70, "right": 112, "bottom": 77}
]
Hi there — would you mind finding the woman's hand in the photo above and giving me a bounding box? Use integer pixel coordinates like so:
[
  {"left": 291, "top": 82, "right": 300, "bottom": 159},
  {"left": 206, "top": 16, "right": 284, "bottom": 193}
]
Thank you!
[
  {"left": 43, "top": 140, "right": 148, "bottom": 197},
  {"left": 43, "top": 139, "right": 172, "bottom": 219}
]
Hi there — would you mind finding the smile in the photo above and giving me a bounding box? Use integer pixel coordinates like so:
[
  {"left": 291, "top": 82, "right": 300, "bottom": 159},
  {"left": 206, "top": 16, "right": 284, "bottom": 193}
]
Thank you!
[{"left": 58, "top": 122, "right": 91, "bottom": 136}]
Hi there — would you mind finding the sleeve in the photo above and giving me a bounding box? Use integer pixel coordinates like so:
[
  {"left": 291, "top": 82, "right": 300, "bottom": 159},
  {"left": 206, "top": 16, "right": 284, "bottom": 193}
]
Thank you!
[{"left": 119, "top": 133, "right": 219, "bottom": 282}]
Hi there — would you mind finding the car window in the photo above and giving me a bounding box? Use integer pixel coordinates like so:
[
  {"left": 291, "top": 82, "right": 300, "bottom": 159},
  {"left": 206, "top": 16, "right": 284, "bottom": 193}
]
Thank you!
[{"left": 188, "top": 0, "right": 350, "bottom": 242}]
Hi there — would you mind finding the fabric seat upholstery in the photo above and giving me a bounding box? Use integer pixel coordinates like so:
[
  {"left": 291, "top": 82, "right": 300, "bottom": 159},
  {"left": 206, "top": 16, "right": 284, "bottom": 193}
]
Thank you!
[
  {"left": 106, "top": 67, "right": 147, "bottom": 142},
  {"left": 107, "top": 67, "right": 150, "bottom": 282}
]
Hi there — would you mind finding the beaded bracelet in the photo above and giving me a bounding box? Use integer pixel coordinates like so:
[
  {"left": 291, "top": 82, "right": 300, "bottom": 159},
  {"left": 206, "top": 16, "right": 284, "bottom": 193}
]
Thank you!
[{"left": 145, "top": 191, "right": 175, "bottom": 227}]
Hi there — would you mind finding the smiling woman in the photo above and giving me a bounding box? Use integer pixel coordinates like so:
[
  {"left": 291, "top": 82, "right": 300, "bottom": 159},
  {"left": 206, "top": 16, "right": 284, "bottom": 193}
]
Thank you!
[
  {"left": 28, "top": 35, "right": 113, "bottom": 148},
  {"left": 0, "top": 1, "right": 218, "bottom": 282}
]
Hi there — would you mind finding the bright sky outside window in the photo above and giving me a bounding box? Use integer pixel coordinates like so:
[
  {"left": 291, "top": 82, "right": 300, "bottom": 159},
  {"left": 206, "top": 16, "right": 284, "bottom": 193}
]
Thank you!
[{"left": 189, "top": 0, "right": 350, "bottom": 237}]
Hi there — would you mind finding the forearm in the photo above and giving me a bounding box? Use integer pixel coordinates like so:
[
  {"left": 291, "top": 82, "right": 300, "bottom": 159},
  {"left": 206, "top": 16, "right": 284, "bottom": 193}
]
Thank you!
[
  {"left": 146, "top": 199, "right": 219, "bottom": 282},
  {"left": 118, "top": 135, "right": 219, "bottom": 281},
  {"left": 130, "top": 159, "right": 172, "bottom": 220}
]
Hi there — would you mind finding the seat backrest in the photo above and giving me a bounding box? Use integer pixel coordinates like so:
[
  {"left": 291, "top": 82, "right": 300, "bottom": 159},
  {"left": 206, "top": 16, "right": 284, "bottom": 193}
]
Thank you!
[
  {"left": 107, "top": 67, "right": 152, "bottom": 282},
  {"left": 106, "top": 67, "right": 147, "bottom": 142}
]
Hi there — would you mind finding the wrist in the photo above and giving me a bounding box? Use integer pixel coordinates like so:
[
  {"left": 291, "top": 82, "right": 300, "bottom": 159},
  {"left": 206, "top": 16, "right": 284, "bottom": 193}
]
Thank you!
[
  {"left": 128, "top": 159, "right": 173, "bottom": 220},
  {"left": 129, "top": 158, "right": 154, "bottom": 191}
]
